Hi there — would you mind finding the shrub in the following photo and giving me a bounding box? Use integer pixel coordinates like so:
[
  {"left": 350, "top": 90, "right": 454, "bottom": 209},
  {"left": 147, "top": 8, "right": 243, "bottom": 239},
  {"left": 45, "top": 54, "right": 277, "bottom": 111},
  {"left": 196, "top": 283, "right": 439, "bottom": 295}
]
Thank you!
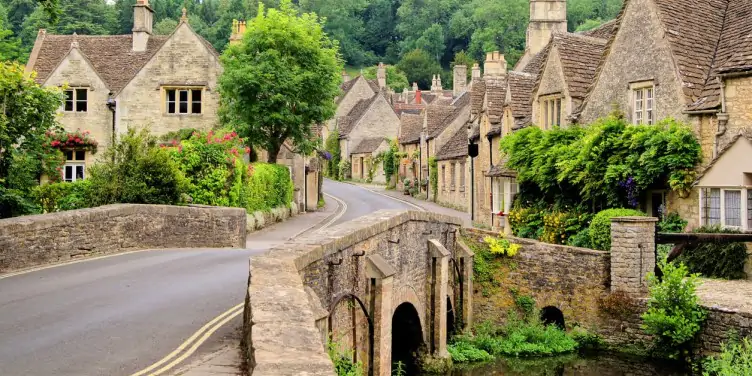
[
  {"left": 483, "top": 233, "right": 521, "bottom": 257},
  {"left": 34, "top": 180, "right": 92, "bottom": 213},
  {"left": 658, "top": 211, "right": 687, "bottom": 233},
  {"left": 703, "top": 336, "right": 752, "bottom": 376},
  {"left": 541, "top": 210, "right": 592, "bottom": 245},
  {"left": 325, "top": 129, "right": 341, "bottom": 179},
  {"left": 87, "top": 129, "right": 187, "bottom": 206},
  {"left": 509, "top": 204, "right": 546, "bottom": 240},
  {"left": 326, "top": 339, "right": 364, "bottom": 376},
  {"left": 428, "top": 157, "right": 438, "bottom": 201},
  {"left": 338, "top": 159, "right": 351, "bottom": 180},
  {"left": 245, "top": 163, "right": 293, "bottom": 212},
  {"left": 447, "top": 339, "right": 493, "bottom": 363},
  {"left": 642, "top": 261, "right": 706, "bottom": 359},
  {"left": 567, "top": 228, "right": 591, "bottom": 248},
  {"left": 676, "top": 226, "right": 748, "bottom": 280},
  {"left": 589, "top": 208, "right": 646, "bottom": 251}
]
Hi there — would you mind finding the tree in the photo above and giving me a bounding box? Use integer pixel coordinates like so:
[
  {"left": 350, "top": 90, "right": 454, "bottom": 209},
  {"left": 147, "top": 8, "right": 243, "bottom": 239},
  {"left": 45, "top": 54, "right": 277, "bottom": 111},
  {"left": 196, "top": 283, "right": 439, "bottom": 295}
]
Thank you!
[
  {"left": 219, "top": 0, "right": 342, "bottom": 163},
  {"left": 575, "top": 18, "right": 605, "bottom": 32},
  {"left": 0, "top": 3, "right": 23, "bottom": 61},
  {"left": 451, "top": 50, "right": 476, "bottom": 80},
  {"left": 153, "top": 18, "right": 178, "bottom": 35},
  {"left": 363, "top": 64, "right": 409, "bottom": 92},
  {"left": 397, "top": 49, "right": 441, "bottom": 89},
  {"left": 0, "top": 62, "right": 63, "bottom": 218}
]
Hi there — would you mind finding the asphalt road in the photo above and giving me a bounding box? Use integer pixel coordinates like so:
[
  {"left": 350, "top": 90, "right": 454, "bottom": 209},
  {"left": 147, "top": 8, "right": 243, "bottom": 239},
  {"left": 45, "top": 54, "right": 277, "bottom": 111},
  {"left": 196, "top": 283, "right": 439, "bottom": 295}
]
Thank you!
[{"left": 0, "top": 181, "right": 413, "bottom": 376}]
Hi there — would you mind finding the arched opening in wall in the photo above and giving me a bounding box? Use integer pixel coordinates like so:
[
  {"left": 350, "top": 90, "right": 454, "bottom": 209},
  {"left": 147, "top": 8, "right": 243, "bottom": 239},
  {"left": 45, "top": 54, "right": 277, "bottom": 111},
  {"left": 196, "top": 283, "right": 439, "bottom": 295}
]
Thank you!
[
  {"left": 391, "top": 302, "right": 423, "bottom": 375},
  {"left": 540, "top": 306, "right": 565, "bottom": 329},
  {"left": 446, "top": 296, "right": 456, "bottom": 339}
]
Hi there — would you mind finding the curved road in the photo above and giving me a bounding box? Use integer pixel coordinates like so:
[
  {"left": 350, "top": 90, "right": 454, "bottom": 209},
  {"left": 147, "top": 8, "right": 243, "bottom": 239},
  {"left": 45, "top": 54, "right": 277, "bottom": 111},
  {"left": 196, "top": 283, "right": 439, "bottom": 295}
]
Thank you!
[{"left": 0, "top": 181, "right": 413, "bottom": 376}]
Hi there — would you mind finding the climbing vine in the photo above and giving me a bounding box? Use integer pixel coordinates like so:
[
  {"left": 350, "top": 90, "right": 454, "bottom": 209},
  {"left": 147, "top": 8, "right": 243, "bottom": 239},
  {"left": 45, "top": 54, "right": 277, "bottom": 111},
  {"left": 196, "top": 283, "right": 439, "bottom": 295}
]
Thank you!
[
  {"left": 429, "top": 157, "right": 438, "bottom": 202},
  {"left": 325, "top": 129, "right": 341, "bottom": 179}
]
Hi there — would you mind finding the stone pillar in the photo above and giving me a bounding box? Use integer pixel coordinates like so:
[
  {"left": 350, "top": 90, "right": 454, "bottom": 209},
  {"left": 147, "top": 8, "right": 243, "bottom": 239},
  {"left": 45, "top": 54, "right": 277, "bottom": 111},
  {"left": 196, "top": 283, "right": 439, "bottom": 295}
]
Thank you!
[
  {"left": 457, "top": 240, "right": 474, "bottom": 331},
  {"left": 428, "top": 239, "right": 450, "bottom": 358},
  {"left": 610, "top": 216, "right": 658, "bottom": 296},
  {"left": 366, "top": 255, "right": 395, "bottom": 376}
]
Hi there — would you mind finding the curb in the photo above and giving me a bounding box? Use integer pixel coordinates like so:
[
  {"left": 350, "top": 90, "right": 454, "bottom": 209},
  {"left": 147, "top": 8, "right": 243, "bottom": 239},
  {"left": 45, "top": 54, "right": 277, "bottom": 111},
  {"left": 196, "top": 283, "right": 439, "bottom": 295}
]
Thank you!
[
  {"left": 285, "top": 194, "right": 345, "bottom": 240},
  {"left": 344, "top": 181, "right": 426, "bottom": 212}
]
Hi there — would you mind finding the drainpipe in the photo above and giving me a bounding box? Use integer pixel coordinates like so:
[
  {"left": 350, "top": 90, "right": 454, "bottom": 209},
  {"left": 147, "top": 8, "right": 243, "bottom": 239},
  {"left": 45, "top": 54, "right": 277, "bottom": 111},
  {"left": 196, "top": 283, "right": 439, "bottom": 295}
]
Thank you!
[
  {"left": 106, "top": 98, "right": 116, "bottom": 163},
  {"left": 304, "top": 164, "right": 308, "bottom": 213},
  {"left": 470, "top": 157, "right": 474, "bottom": 222},
  {"left": 714, "top": 77, "right": 729, "bottom": 159},
  {"left": 488, "top": 135, "right": 494, "bottom": 228}
]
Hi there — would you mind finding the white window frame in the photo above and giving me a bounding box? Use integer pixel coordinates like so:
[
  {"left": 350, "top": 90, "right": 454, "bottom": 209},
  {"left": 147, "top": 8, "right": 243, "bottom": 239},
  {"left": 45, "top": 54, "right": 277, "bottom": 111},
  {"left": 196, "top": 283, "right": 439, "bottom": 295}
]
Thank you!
[
  {"left": 62, "top": 88, "right": 88, "bottom": 113},
  {"left": 492, "top": 177, "right": 503, "bottom": 214},
  {"left": 630, "top": 81, "right": 655, "bottom": 125},
  {"left": 63, "top": 150, "right": 86, "bottom": 182},
  {"left": 164, "top": 87, "right": 204, "bottom": 115},
  {"left": 699, "top": 187, "right": 752, "bottom": 231}
]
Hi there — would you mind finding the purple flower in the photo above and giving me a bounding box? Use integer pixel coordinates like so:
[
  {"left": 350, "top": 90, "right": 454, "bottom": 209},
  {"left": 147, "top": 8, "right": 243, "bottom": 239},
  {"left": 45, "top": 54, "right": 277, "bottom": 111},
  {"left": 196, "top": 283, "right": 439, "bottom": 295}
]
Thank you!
[
  {"left": 317, "top": 150, "right": 332, "bottom": 160},
  {"left": 618, "top": 177, "right": 639, "bottom": 208}
]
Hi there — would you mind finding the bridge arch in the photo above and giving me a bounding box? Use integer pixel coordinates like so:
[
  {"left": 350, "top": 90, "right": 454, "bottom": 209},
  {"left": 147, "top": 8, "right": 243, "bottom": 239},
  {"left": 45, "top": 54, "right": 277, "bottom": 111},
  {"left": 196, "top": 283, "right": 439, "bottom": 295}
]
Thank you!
[
  {"left": 391, "top": 302, "right": 423, "bottom": 375},
  {"left": 540, "top": 306, "right": 565, "bottom": 329},
  {"left": 446, "top": 296, "right": 456, "bottom": 339},
  {"left": 392, "top": 285, "right": 427, "bottom": 342}
]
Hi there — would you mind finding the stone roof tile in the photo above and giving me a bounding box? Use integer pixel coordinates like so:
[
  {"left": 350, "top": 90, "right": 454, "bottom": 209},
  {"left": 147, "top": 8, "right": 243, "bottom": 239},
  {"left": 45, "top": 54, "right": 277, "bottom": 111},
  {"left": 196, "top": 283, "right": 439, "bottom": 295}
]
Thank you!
[
  {"left": 399, "top": 113, "right": 423, "bottom": 145},
  {"left": 435, "top": 126, "right": 468, "bottom": 161},
  {"left": 351, "top": 137, "right": 388, "bottom": 154},
  {"left": 486, "top": 79, "right": 507, "bottom": 124},
  {"left": 338, "top": 94, "right": 379, "bottom": 138},
  {"left": 508, "top": 71, "right": 536, "bottom": 123},
  {"left": 550, "top": 32, "right": 608, "bottom": 99},
  {"left": 470, "top": 80, "right": 486, "bottom": 115}
]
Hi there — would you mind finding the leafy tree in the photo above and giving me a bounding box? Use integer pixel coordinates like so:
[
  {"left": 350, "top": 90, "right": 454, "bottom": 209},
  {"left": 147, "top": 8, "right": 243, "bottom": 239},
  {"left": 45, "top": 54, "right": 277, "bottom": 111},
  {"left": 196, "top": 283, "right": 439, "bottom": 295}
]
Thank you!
[
  {"left": 300, "top": 0, "right": 372, "bottom": 66},
  {"left": 397, "top": 49, "right": 441, "bottom": 89},
  {"left": 219, "top": 0, "right": 342, "bottom": 163},
  {"left": 567, "top": 0, "right": 623, "bottom": 32},
  {"left": 361, "top": 0, "right": 399, "bottom": 63},
  {"left": 451, "top": 50, "right": 476, "bottom": 80},
  {"left": 324, "top": 128, "right": 341, "bottom": 179},
  {"left": 575, "top": 18, "right": 605, "bottom": 32},
  {"left": 153, "top": 18, "right": 178, "bottom": 35},
  {"left": 363, "top": 64, "right": 409, "bottom": 92},
  {"left": 0, "top": 3, "right": 23, "bottom": 61},
  {"left": 0, "top": 62, "right": 63, "bottom": 218}
]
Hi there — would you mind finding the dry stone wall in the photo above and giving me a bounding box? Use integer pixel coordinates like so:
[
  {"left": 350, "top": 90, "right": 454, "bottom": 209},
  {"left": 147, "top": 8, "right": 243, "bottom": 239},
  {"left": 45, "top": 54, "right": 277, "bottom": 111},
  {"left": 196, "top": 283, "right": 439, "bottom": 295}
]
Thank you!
[{"left": 0, "top": 204, "right": 246, "bottom": 272}]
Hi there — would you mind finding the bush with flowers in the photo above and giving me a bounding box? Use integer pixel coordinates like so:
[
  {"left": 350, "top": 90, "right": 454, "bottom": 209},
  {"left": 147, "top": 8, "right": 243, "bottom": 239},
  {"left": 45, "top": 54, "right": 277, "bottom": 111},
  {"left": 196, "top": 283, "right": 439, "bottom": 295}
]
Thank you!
[
  {"left": 46, "top": 129, "right": 99, "bottom": 152},
  {"left": 483, "top": 233, "right": 520, "bottom": 257}
]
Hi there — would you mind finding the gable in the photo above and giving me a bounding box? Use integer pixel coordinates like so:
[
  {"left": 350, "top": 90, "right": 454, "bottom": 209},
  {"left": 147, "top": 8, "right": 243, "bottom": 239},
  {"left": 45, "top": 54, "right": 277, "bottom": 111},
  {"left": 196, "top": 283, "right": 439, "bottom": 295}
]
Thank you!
[
  {"left": 348, "top": 95, "right": 400, "bottom": 141},
  {"left": 579, "top": 0, "right": 687, "bottom": 124},
  {"left": 336, "top": 76, "right": 377, "bottom": 117},
  {"left": 698, "top": 137, "right": 752, "bottom": 187},
  {"left": 43, "top": 46, "right": 108, "bottom": 90},
  {"left": 536, "top": 46, "right": 568, "bottom": 98}
]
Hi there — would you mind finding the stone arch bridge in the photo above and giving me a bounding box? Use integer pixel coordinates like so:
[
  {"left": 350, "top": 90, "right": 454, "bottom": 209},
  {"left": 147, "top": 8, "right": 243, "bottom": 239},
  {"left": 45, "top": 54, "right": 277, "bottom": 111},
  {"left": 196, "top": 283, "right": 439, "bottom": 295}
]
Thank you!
[{"left": 244, "top": 210, "right": 473, "bottom": 376}]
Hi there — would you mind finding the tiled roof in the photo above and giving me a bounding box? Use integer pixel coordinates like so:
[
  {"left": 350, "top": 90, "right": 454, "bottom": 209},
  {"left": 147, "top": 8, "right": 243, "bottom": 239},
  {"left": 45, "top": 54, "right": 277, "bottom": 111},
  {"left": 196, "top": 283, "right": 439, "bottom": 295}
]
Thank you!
[
  {"left": 399, "top": 113, "right": 423, "bottom": 144},
  {"left": 579, "top": 19, "right": 618, "bottom": 40},
  {"left": 549, "top": 32, "right": 608, "bottom": 99},
  {"left": 435, "top": 126, "right": 468, "bottom": 161},
  {"left": 367, "top": 79, "right": 381, "bottom": 93},
  {"left": 425, "top": 104, "right": 457, "bottom": 140},
  {"left": 338, "top": 94, "right": 379, "bottom": 138},
  {"left": 486, "top": 79, "right": 507, "bottom": 124},
  {"left": 486, "top": 163, "right": 517, "bottom": 178},
  {"left": 522, "top": 45, "right": 549, "bottom": 75},
  {"left": 421, "top": 93, "right": 437, "bottom": 104},
  {"left": 487, "top": 125, "right": 501, "bottom": 137},
  {"left": 508, "top": 71, "right": 536, "bottom": 127},
  {"left": 470, "top": 80, "right": 486, "bottom": 115},
  {"left": 451, "top": 91, "right": 471, "bottom": 107},
  {"left": 351, "top": 137, "right": 388, "bottom": 154},
  {"left": 29, "top": 33, "right": 171, "bottom": 93}
]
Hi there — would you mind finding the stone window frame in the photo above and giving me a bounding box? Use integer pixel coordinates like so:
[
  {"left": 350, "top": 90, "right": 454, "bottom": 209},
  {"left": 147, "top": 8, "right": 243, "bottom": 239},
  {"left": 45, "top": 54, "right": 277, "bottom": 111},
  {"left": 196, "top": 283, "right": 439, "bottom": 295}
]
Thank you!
[
  {"left": 162, "top": 86, "right": 204, "bottom": 115},
  {"left": 63, "top": 150, "right": 86, "bottom": 182},
  {"left": 539, "top": 93, "right": 563, "bottom": 130},
  {"left": 62, "top": 87, "right": 89, "bottom": 113},
  {"left": 450, "top": 162, "right": 456, "bottom": 191},
  {"left": 629, "top": 81, "right": 655, "bottom": 125},
  {"left": 459, "top": 161, "right": 466, "bottom": 192},
  {"left": 441, "top": 164, "right": 446, "bottom": 191},
  {"left": 699, "top": 187, "right": 752, "bottom": 230}
]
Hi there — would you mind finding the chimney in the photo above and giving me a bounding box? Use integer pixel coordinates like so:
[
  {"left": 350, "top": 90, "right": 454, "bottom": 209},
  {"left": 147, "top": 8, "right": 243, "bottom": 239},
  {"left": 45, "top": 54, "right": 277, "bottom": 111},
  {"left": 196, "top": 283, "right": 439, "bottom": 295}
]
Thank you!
[
  {"left": 415, "top": 90, "right": 422, "bottom": 104},
  {"left": 527, "top": 0, "right": 567, "bottom": 56},
  {"left": 132, "top": 0, "right": 154, "bottom": 52},
  {"left": 342, "top": 70, "right": 350, "bottom": 83},
  {"left": 412, "top": 82, "right": 418, "bottom": 92},
  {"left": 471, "top": 63, "right": 481, "bottom": 84},
  {"left": 377, "top": 62, "right": 387, "bottom": 88},
  {"left": 229, "top": 19, "right": 247, "bottom": 45},
  {"left": 453, "top": 64, "right": 467, "bottom": 96},
  {"left": 484, "top": 51, "right": 507, "bottom": 78}
]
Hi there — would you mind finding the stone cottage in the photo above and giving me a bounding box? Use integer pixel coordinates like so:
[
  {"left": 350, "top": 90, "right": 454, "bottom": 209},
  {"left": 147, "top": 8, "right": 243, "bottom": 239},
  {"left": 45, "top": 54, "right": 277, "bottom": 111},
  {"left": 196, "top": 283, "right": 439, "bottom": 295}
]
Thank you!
[
  {"left": 336, "top": 91, "right": 400, "bottom": 165},
  {"left": 324, "top": 74, "right": 381, "bottom": 143},
  {"left": 397, "top": 113, "right": 423, "bottom": 182},
  {"left": 575, "top": 0, "right": 752, "bottom": 228},
  {"left": 349, "top": 137, "right": 390, "bottom": 183},
  {"left": 26, "top": 1, "right": 221, "bottom": 181}
]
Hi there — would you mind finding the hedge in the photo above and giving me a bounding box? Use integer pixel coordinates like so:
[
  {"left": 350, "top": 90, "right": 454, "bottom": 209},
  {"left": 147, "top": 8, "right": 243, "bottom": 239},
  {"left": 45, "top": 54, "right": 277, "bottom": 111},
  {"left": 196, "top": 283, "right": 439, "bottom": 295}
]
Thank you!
[{"left": 589, "top": 208, "right": 646, "bottom": 251}]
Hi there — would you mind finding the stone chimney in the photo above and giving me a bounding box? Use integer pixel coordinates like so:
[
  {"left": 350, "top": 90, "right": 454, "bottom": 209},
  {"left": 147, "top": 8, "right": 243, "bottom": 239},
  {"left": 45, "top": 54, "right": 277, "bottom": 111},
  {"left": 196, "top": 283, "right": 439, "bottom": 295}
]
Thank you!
[
  {"left": 471, "top": 63, "right": 481, "bottom": 84},
  {"left": 484, "top": 51, "right": 507, "bottom": 78},
  {"left": 377, "top": 62, "right": 387, "bottom": 88},
  {"left": 412, "top": 82, "right": 418, "bottom": 92},
  {"left": 431, "top": 74, "right": 442, "bottom": 93},
  {"left": 132, "top": 0, "right": 154, "bottom": 52},
  {"left": 527, "top": 0, "right": 567, "bottom": 57},
  {"left": 342, "top": 70, "right": 350, "bottom": 83},
  {"left": 229, "top": 19, "right": 247, "bottom": 45},
  {"left": 453, "top": 64, "right": 467, "bottom": 96},
  {"left": 415, "top": 90, "right": 422, "bottom": 104}
]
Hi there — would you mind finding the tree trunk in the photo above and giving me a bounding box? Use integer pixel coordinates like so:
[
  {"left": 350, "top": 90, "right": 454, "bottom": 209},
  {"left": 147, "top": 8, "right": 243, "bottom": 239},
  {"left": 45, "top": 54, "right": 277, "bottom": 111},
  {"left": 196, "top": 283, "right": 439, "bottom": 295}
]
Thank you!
[{"left": 266, "top": 142, "right": 282, "bottom": 164}]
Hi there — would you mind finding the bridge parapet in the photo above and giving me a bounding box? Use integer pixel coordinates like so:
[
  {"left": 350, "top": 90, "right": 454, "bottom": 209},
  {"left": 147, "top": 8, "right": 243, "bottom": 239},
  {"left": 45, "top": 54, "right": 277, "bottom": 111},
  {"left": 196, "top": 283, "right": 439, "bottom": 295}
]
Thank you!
[{"left": 244, "top": 210, "right": 468, "bottom": 376}]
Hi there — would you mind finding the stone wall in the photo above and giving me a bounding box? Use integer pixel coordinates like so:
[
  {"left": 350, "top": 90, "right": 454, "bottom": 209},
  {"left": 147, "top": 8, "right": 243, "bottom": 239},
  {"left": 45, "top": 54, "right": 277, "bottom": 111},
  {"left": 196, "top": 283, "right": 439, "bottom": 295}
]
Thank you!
[
  {"left": 721, "top": 76, "right": 752, "bottom": 153},
  {"left": 0, "top": 204, "right": 246, "bottom": 273},
  {"left": 436, "top": 158, "right": 469, "bottom": 211},
  {"left": 244, "top": 210, "right": 469, "bottom": 376}
]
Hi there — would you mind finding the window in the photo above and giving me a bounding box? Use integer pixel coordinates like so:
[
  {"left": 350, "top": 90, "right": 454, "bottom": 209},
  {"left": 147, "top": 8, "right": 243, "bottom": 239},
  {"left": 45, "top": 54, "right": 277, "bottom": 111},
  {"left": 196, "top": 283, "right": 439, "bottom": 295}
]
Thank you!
[
  {"left": 441, "top": 165, "right": 446, "bottom": 191},
  {"left": 165, "top": 88, "right": 203, "bottom": 114},
  {"left": 63, "top": 88, "right": 88, "bottom": 112},
  {"left": 63, "top": 150, "right": 86, "bottom": 182},
  {"left": 509, "top": 178, "right": 518, "bottom": 209},
  {"left": 540, "top": 96, "right": 562, "bottom": 129},
  {"left": 492, "top": 178, "right": 503, "bottom": 214},
  {"left": 450, "top": 163, "right": 456, "bottom": 191},
  {"left": 459, "top": 162, "right": 466, "bottom": 191},
  {"left": 632, "top": 84, "right": 655, "bottom": 125},
  {"left": 700, "top": 188, "right": 752, "bottom": 230}
]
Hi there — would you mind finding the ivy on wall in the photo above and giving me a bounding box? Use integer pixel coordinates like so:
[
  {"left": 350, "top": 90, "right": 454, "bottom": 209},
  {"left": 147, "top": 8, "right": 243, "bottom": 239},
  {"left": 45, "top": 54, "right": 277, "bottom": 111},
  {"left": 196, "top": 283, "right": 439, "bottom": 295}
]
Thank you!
[{"left": 429, "top": 157, "right": 438, "bottom": 202}]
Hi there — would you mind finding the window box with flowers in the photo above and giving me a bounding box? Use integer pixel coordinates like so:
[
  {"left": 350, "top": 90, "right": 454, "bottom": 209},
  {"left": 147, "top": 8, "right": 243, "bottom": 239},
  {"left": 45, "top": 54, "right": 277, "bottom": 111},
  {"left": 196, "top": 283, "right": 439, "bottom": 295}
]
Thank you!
[{"left": 46, "top": 129, "right": 98, "bottom": 182}]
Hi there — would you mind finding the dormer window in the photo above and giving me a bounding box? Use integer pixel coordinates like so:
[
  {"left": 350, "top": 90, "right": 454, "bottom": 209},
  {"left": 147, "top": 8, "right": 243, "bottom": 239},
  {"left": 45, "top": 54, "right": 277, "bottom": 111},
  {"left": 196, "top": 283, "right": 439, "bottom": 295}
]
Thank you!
[
  {"left": 630, "top": 81, "right": 654, "bottom": 125},
  {"left": 165, "top": 88, "right": 203, "bottom": 115},
  {"left": 63, "top": 88, "right": 88, "bottom": 112},
  {"left": 540, "top": 94, "right": 562, "bottom": 129}
]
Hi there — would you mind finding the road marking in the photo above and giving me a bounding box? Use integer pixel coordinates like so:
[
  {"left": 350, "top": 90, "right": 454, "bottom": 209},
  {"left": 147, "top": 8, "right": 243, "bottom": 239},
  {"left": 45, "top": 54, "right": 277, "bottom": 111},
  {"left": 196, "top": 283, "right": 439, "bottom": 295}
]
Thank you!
[
  {"left": 357, "top": 186, "right": 426, "bottom": 212},
  {"left": 129, "top": 303, "right": 244, "bottom": 376},
  {"left": 318, "top": 193, "right": 348, "bottom": 230}
]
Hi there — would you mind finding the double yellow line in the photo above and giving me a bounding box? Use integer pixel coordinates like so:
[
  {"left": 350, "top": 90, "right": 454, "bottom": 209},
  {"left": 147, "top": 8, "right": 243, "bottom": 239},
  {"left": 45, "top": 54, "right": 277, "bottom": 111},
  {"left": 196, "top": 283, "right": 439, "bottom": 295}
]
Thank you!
[{"left": 130, "top": 303, "right": 245, "bottom": 376}]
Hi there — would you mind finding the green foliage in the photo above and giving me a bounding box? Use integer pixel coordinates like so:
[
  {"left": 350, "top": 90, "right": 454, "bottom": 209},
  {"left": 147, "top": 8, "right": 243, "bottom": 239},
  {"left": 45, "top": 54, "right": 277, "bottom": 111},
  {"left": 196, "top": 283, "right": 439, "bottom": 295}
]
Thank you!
[
  {"left": 219, "top": 0, "right": 341, "bottom": 162},
  {"left": 501, "top": 116, "right": 702, "bottom": 210},
  {"left": 34, "top": 180, "right": 91, "bottom": 212},
  {"left": 447, "top": 340, "right": 494, "bottom": 363},
  {"left": 363, "top": 65, "right": 409, "bottom": 92},
  {"left": 567, "top": 0, "right": 623, "bottom": 32},
  {"left": 245, "top": 162, "right": 294, "bottom": 212},
  {"left": 397, "top": 49, "right": 442, "bottom": 89},
  {"left": 541, "top": 210, "right": 592, "bottom": 245},
  {"left": 676, "top": 226, "right": 748, "bottom": 280},
  {"left": 508, "top": 202, "right": 546, "bottom": 240},
  {"left": 574, "top": 18, "right": 605, "bottom": 32},
  {"left": 642, "top": 261, "right": 706, "bottom": 359},
  {"left": 570, "top": 327, "right": 605, "bottom": 351},
  {"left": 428, "top": 156, "right": 438, "bottom": 201},
  {"left": 325, "top": 129, "right": 342, "bottom": 179},
  {"left": 483, "top": 233, "right": 520, "bottom": 257},
  {"left": 0, "top": 62, "right": 64, "bottom": 218},
  {"left": 567, "top": 228, "right": 592, "bottom": 248},
  {"left": 703, "top": 336, "right": 752, "bottom": 376},
  {"left": 153, "top": 18, "right": 178, "bottom": 35},
  {"left": 338, "top": 159, "right": 352, "bottom": 180},
  {"left": 451, "top": 50, "right": 476, "bottom": 80},
  {"left": 658, "top": 211, "right": 688, "bottom": 233},
  {"left": 381, "top": 139, "right": 399, "bottom": 185},
  {"left": 589, "top": 208, "right": 646, "bottom": 251},
  {"left": 326, "top": 338, "right": 364, "bottom": 376},
  {"left": 87, "top": 128, "right": 187, "bottom": 206}
]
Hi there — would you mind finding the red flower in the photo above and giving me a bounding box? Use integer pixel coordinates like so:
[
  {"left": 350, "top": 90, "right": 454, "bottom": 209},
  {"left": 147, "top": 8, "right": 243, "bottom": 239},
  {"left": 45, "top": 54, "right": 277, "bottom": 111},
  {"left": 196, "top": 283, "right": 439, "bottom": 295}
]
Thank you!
[
  {"left": 74, "top": 137, "right": 81, "bottom": 143},
  {"left": 244, "top": 147, "right": 251, "bottom": 154},
  {"left": 51, "top": 140, "right": 60, "bottom": 147}
]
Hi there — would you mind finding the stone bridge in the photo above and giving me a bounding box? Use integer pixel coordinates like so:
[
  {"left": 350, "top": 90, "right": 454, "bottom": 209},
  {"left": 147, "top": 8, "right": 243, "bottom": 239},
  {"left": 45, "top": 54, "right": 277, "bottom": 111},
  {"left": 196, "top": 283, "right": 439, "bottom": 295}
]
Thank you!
[{"left": 244, "top": 210, "right": 472, "bottom": 376}]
